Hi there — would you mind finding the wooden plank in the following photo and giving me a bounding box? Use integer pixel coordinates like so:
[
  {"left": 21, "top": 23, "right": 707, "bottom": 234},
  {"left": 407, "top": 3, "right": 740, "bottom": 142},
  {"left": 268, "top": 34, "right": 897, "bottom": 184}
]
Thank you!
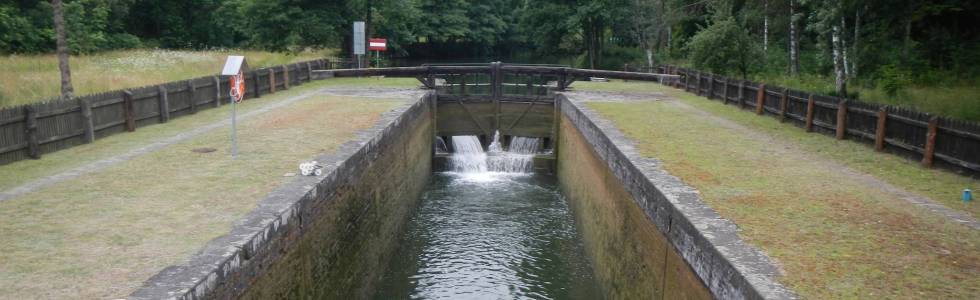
[
  {"left": 158, "top": 85, "right": 170, "bottom": 123},
  {"left": 874, "top": 108, "right": 888, "bottom": 151},
  {"left": 269, "top": 68, "right": 276, "bottom": 93},
  {"left": 283, "top": 65, "right": 290, "bottom": 90},
  {"left": 253, "top": 71, "right": 261, "bottom": 98},
  {"left": 24, "top": 105, "right": 40, "bottom": 159},
  {"left": 187, "top": 81, "right": 197, "bottom": 114},
  {"left": 307, "top": 62, "right": 314, "bottom": 82},
  {"left": 805, "top": 94, "right": 815, "bottom": 132},
  {"left": 706, "top": 74, "right": 714, "bottom": 99},
  {"left": 78, "top": 98, "right": 95, "bottom": 143},
  {"left": 836, "top": 100, "right": 848, "bottom": 139},
  {"left": 213, "top": 76, "right": 221, "bottom": 107},
  {"left": 123, "top": 90, "right": 136, "bottom": 132},
  {"left": 722, "top": 78, "right": 730, "bottom": 104},
  {"left": 779, "top": 88, "right": 789, "bottom": 121},
  {"left": 755, "top": 83, "right": 766, "bottom": 115},
  {"left": 695, "top": 72, "right": 702, "bottom": 96},
  {"left": 922, "top": 116, "right": 938, "bottom": 167},
  {"left": 737, "top": 81, "right": 745, "bottom": 108}
]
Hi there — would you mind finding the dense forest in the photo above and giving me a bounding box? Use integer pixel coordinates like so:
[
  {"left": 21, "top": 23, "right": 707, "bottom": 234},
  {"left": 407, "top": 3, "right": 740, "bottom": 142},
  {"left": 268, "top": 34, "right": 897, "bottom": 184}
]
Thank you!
[{"left": 2, "top": 1, "right": 979, "bottom": 107}]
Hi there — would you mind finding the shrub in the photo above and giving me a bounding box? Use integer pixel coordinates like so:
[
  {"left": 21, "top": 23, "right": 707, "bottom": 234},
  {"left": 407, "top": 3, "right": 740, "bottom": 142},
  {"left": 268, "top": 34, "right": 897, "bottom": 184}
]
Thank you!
[{"left": 685, "top": 17, "right": 762, "bottom": 78}]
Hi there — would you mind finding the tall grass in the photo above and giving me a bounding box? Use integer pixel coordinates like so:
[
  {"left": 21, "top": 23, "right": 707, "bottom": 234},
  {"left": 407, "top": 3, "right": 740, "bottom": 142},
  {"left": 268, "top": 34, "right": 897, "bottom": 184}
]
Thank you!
[{"left": 0, "top": 49, "right": 330, "bottom": 107}]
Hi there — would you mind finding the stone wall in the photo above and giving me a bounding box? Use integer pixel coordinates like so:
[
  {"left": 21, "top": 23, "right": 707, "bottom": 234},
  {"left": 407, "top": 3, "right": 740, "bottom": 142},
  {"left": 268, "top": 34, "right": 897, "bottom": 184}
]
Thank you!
[
  {"left": 130, "top": 92, "right": 436, "bottom": 300},
  {"left": 556, "top": 94, "right": 797, "bottom": 300}
]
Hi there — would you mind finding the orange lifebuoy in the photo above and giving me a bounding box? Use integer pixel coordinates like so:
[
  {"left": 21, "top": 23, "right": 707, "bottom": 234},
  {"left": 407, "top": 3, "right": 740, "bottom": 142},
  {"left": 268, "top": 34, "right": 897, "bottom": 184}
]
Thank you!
[{"left": 229, "top": 72, "right": 245, "bottom": 103}]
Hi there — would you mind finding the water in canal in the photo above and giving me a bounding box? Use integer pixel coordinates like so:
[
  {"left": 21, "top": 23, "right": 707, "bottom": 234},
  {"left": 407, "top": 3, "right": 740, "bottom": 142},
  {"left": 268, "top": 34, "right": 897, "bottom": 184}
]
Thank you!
[{"left": 376, "top": 135, "right": 600, "bottom": 299}]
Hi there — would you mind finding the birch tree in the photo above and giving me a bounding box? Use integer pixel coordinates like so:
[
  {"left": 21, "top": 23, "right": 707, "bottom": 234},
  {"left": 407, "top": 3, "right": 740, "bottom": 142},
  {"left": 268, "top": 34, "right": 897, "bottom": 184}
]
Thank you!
[{"left": 788, "top": 0, "right": 800, "bottom": 75}]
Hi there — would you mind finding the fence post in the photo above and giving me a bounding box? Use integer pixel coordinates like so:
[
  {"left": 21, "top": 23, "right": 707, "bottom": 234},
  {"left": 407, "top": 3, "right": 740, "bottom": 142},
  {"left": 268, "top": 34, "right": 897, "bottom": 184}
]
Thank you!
[
  {"left": 922, "top": 117, "right": 938, "bottom": 167},
  {"left": 283, "top": 65, "right": 290, "bottom": 90},
  {"left": 805, "top": 94, "right": 815, "bottom": 132},
  {"left": 737, "top": 80, "right": 745, "bottom": 108},
  {"left": 24, "top": 105, "right": 39, "bottom": 159},
  {"left": 623, "top": 64, "right": 629, "bottom": 82},
  {"left": 684, "top": 70, "right": 691, "bottom": 91},
  {"left": 707, "top": 74, "right": 714, "bottom": 99},
  {"left": 755, "top": 83, "right": 766, "bottom": 115},
  {"left": 835, "top": 100, "right": 848, "bottom": 139},
  {"left": 122, "top": 90, "right": 136, "bottom": 132},
  {"left": 722, "top": 78, "right": 730, "bottom": 104},
  {"left": 695, "top": 72, "right": 702, "bottom": 96},
  {"left": 875, "top": 107, "right": 888, "bottom": 151},
  {"left": 187, "top": 81, "right": 197, "bottom": 114},
  {"left": 158, "top": 86, "right": 170, "bottom": 123},
  {"left": 306, "top": 61, "right": 314, "bottom": 82},
  {"left": 212, "top": 76, "right": 221, "bottom": 107},
  {"left": 269, "top": 68, "right": 276, "bottom": 93},
  {"left": 78, "top": 98, "right": 95, "bottom": 143},
  {"left": 253, "top": 71, "right": 261, "bottom": 98},
  {"left": 779, "top": 88, "right": 789, "bottom": 121}
]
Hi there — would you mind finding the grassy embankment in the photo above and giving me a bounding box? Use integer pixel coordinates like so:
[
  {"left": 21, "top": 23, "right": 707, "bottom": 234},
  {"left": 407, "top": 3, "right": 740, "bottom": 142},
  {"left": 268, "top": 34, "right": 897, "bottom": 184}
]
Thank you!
[
  {"left": 574, "top": 80, "right": 979, "bottom": 299},
  {"left": 660, "top": 62, "right": 980, "bottom": 122},
  {"left": 0, "top": 49, "right": 331, "bottom": 108},
  {"left": 0, "top": 77, "right": 418, "bottom": 299}
]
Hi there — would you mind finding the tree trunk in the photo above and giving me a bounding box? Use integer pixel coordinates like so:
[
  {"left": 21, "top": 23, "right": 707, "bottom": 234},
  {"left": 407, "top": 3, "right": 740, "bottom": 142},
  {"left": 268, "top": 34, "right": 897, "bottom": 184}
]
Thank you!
[
  {"left": 788, "top": 0, "right": 800, "bottom": 76},
  {"left": 763, "top": 0, "right": 769, "bottom": 53},
  {"left": 832, "top": 24, "right": 847, "bottom": 98},
  {"left": 646, "top": 48, "right": 653, "bottom": 71},
  {"left": 841, "top": 16, "right": 850, "bottom": 77},
  {"left": 852, "top": 8, "right": 860, "bottom": 78},
  {"left": 52, "top": 0, "right": 74, "bottom": 101}
]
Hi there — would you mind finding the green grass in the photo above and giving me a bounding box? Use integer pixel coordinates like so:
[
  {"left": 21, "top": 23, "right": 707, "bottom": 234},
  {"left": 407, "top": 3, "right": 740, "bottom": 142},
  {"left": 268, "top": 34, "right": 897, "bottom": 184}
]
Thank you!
[
  {"left": 0, "top": 78, "right": 411, "bottom": 299},
  {"left": 0, "top": 49, "right": 333, "bottom": 108},
  {"left": 660, "top": 62, "right": 980, "bottom": 121},
  {"left": 574, "top": 80, "right": 980, "bottom": 299}
]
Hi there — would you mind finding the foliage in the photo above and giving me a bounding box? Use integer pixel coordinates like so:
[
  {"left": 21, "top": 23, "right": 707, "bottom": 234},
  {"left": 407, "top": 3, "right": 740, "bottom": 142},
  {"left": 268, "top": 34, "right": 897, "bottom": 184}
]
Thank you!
[{"left": 685, "top": 18, "right": 762, "bottom": 78}]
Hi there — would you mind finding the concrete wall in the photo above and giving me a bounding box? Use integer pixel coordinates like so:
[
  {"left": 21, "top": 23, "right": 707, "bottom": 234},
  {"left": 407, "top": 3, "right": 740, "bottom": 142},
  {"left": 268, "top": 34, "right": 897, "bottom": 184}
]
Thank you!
[
  {"left": 556, "top": 94, "right": 797, "bottom": 300},
  {"left": 131, "top": 92, "right": 436, "bottom": 300}
]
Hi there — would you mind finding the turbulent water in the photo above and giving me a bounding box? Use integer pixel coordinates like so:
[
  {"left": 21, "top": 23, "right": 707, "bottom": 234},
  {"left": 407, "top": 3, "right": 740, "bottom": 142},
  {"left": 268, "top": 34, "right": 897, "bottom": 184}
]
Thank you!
[{"left": 376, "top": 134, "right": 600, "bottom": 299}]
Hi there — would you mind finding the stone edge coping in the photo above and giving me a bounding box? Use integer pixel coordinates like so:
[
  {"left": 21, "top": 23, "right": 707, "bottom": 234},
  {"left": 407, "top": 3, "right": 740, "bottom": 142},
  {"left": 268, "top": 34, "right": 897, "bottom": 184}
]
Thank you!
[
  {"left": 558, "top": 93, "right": 798, "bottom": 300},
  {"left": 128, "top": 91, "right": 433, "bottom": 300}
]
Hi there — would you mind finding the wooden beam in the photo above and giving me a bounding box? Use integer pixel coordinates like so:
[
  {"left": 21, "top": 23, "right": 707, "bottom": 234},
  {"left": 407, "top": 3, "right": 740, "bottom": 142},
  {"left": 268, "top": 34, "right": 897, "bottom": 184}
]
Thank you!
[
  {"left": 779, "top": 88, "right": 789, "bottom": 121},
  {"left": 506, "top": 101, "right": 537, "bottom": 131},
  {"left": 805, "top": 94, "right": 815, "bottom": 132},
  {"left": 24, "top": 105, "right": 39, "bottom": 159},
  {"left": 282, "top": 65, "right": 289, "bottom": 90},
  {"left": 755, "top": 83, "right": 766, "bottom": 115},
  {"left": 268, "top": 68, "right": 276, "bottom": 93},
  {"left": 737, "top": 80, "right": 745, "bottom": 108},
  {"left": 213, "top": 76, "right": 221, "bottom": 107},
  {"left": 187, "top": 80, "right": 197, "bottom": 114},
  {"left": 158, "top": 85, "right": 170, "bottom": 123},
  {"left": 122, "top": 90, "right": 136, "bottom": 132},
  {"left": 306, "top": 61, "right": 314, "bottom": 82},
  {"left": 252, "top": 71, "right": 261, "bottom": 98},
  {"left": 922, "top": 116, "right": 938, "bottom": 167},
  {"left": 875, "top": 107, "right": 887, "bottom": 151},
  {"left": 835, "top": 100, "right": 848, "bottom": 139},
  {"left": 78, "top": 98, "right": 95, "bottom": 143},
  {"left": 722, "top": 78, "right": 730, "bottom": 104}
]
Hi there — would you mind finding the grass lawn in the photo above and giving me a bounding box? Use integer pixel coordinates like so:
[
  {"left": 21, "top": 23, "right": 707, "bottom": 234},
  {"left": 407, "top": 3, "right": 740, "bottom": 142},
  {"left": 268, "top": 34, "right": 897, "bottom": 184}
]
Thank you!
[
  {"left": 0, "top": 78, "right": 414, "bottom": 299},
  {"left": 573, "top": 80, "right": 979, "bottom": 299},
  {"left": 0, "top": 49, "right": 331, "bottom": 108}
]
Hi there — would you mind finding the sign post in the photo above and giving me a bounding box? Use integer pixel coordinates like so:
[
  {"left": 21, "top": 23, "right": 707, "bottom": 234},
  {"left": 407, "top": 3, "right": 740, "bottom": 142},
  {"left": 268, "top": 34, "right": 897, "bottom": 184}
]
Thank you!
[
  {"left": 222, "top": 56, "right": 248, "bottom": 158},
  {"left": 369, "top": 38, "right": 386, "bottom": 67},
  {"left": 353, "top": 21, "right": 365, "bottom": 69}
]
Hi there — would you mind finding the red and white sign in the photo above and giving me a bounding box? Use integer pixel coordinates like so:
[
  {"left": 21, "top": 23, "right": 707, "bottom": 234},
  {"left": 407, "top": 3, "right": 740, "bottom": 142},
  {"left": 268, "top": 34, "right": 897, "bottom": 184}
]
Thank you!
[{"left": 368, "top": 38, "right": 387, "bottom": 51}]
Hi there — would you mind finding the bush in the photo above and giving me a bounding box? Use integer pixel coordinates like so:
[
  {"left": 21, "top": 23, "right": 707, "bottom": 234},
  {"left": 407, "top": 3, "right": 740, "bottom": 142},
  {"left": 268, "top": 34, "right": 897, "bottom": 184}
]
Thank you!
[
  {"left": 685, "top": 17, "right": 762, "bottom": 78},
  {"left": 878, "top": 64, "right": 910, "bottom": 97},
  {"left": 104, "top": 33, "right": 142, "bottom": 50}
]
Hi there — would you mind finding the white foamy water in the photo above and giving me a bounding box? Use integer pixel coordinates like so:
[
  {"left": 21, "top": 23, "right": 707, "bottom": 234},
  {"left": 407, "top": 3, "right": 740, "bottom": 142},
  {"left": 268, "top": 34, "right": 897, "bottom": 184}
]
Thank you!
[{"left": 449, "top": 132, "right": 540, "bottom": 177}]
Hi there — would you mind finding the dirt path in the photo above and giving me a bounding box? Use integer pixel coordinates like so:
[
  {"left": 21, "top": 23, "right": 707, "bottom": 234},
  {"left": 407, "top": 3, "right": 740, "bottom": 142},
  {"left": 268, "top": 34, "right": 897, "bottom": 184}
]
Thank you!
[
  {"left": 568, "top": 90, "right": 980, "bottom": 230},
  {"left": 0, "top": 87, "right": 421, "bottom": 202}
]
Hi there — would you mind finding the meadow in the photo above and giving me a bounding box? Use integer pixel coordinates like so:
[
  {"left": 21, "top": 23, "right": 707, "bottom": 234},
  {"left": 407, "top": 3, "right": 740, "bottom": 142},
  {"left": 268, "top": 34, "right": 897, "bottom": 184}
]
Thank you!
[{"left": 0, "top": 49, "right": 330, "bottom": 108}]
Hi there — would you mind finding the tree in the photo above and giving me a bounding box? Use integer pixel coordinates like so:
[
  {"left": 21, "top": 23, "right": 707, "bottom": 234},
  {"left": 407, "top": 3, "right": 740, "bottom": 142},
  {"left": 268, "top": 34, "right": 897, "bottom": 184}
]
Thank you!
[
  {"left": 686, "top": 17, "right": 762, "bottom": 78},
  {"left": 788, "top": 0, "right": 800, "bottom": 75},
  {"left": 52, "top": 0, "right": 73, "bottom": 101}
]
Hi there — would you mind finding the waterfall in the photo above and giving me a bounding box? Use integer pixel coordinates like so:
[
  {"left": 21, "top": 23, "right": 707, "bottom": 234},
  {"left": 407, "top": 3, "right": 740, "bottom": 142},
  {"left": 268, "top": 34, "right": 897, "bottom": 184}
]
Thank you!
[
  {"left": 450, "top": 136, "right": 489, "bottom": 173},
  {"left": 448, "top": 132, "right": 540, "bottom": 175},
  {"left": 488, "top": 136, "right": 539, "bottom": 173},
  {"left": 434, "top": 137, "right": 449, "bottom": 154}
]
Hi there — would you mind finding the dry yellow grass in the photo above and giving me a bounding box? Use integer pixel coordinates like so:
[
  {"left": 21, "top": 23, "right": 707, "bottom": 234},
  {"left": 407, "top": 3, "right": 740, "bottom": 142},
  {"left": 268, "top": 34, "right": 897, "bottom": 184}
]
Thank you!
[
  {"left": 576, "top": 81, "right": 980, "bottom": 299},
  {"left": 0, "top": 49, "right": 329, "bottom": 107},
  {"left": 0, "top": 83, "right": 404, "bottom": 298}
]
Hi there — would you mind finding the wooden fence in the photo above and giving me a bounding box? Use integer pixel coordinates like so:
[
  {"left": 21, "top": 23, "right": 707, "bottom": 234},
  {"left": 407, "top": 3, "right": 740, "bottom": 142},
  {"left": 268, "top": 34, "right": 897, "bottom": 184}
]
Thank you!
[
  {"left": 0, "top": 58, "right": 343, "bottom": 165},
  {"left": 653, "top": 65, "right": 980, "bottom": 175}
]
